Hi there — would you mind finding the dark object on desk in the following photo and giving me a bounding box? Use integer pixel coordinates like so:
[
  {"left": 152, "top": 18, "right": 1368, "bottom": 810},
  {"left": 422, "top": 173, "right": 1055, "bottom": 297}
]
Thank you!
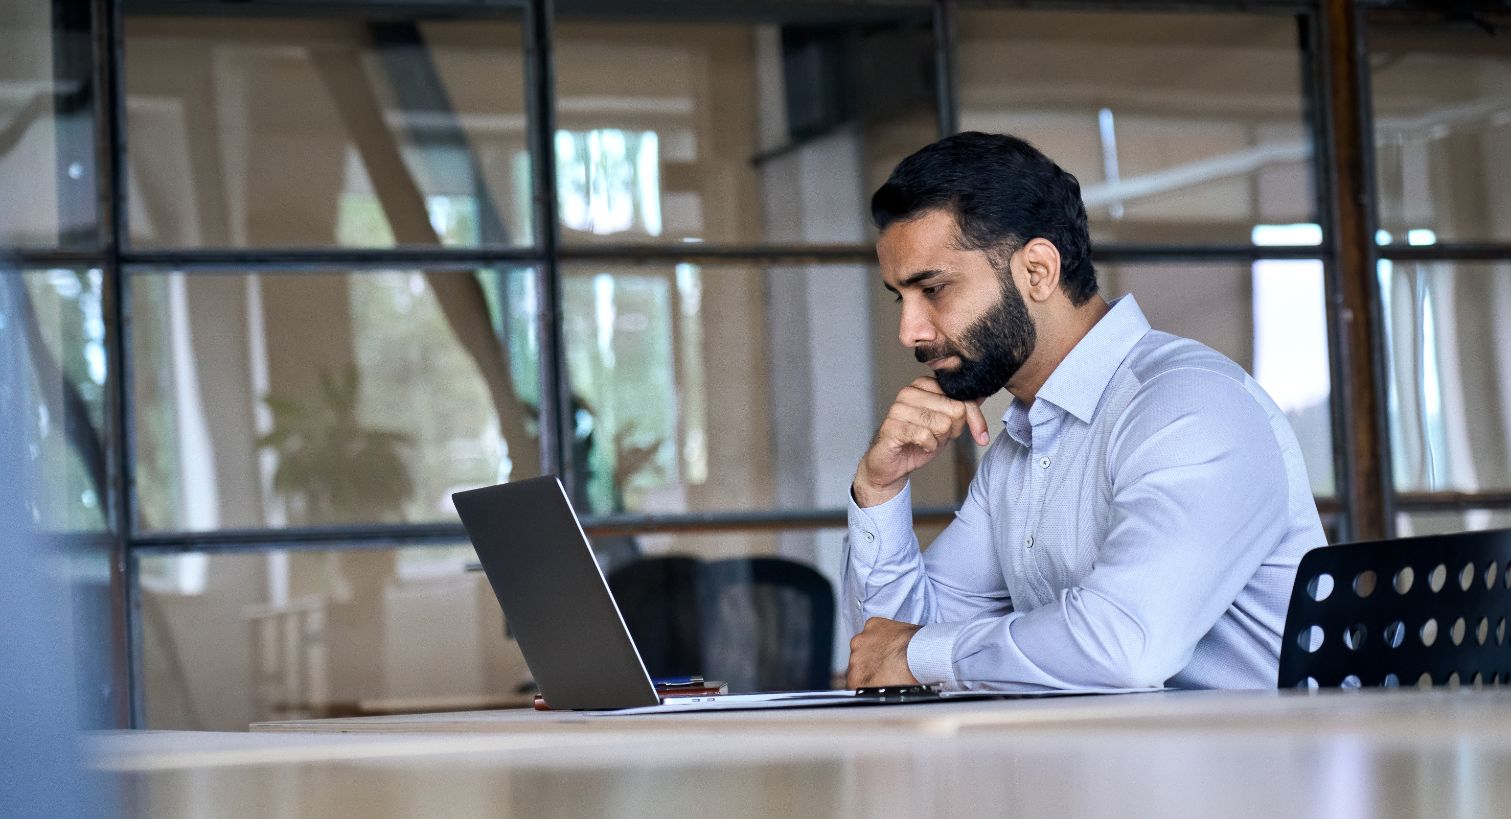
[
  {"left": 1278, "top": 528, "right": 1511, "bottom": 689},
  {"left": 608, "top": 556, "right": 836, "bottom": 692}
]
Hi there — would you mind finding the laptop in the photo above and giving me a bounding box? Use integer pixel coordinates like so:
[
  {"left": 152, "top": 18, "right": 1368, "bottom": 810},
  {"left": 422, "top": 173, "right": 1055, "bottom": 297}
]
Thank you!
[{"left": 454, "top": 476, "right": 988, "bottom": 713}]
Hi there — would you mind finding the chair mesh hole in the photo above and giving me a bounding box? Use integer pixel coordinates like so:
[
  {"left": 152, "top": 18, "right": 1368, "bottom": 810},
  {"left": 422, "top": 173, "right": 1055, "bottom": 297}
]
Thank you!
[
  {"left": 1353, "top": 570, "right": 1377, "bottom": 598},
  {"left": 1476, "top": 617, "right": 1490, "bottom": 646},
  {"left": 1428, "top": 564, "right": 1447, "bottom": 592},
  {"left": 1297, "top": 626, "right": 1324, "bottom": 654},
  {"left": 1458, "top": 563, "right": 1475, "bottom": 591},
  {"left": 1486, "top": 562, "right": 1501, "bottom": 590},
  {"left": 1420, "top": 618, "right": 1439, "bottom": 647},
  {"left": 1306, "top": 573, "right": 1334, "bottom": 602},
  {"left": 1450, "top": 617, "right": 1466, "bottom": 646},
  {"left": 1384, "top": 620, "right": 1406, "bottom": 649},
  {"left": 1472, "top": 672, "right": 1485, "bottom": 690},
  {"left": 1382, "top": 673, "right": 1400, "bottom": 688},
  {"left": 1497, "top": 618, "right": 1506, "bottom": 646},
  {"left": 1447, "top": 671, "right": 1461, "bottom": 690},
  {"left": 1343, "top": 624, "right": 1366, "bottom": 651},
  {"left": 1341, "top": 674, "right": 1362, "bottom": 689},
  {"left": 1417, "top": 672, "right": 1434, "bottom": 689},
  {"left": 1393, "top": 566, "right": 1415, "bottom": 594}
]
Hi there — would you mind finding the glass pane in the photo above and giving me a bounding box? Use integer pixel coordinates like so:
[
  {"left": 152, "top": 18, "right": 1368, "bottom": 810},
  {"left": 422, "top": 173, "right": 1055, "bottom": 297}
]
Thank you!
[
  {"left": 1370, "top": 20, "right": 1511, "bottom": 246},
  {"left": 140, "top": 545, "right": 530, "bottom": 730},
  {"left": 560, "top": 263, "right": 960, "bottom": 520},
  {"left": 4, "top": 270, "right": 111, "bottom": 531},
  {"left": 0, "top": 1, "right": 97, "bottom": 247},
  {"left": 1397, "top": 509, "right": 1511, "bottom": 538},
  {"left": 1381, "top": 261, "right": 1511, "bottom": 493},
  {"left": 2, "top": 269, "right": 119, "bottom": 728},
  {"left": 1092, "top": 259, "right": 1337, "bottom": 497},
  {"left": 553, "top": 18, "right": 937, "bottom": 245},
  {"left": 124, "top": 16, "right": 531, "bottom": 249},
  {"left": 130, "top": 268, "right": 541, "bottom": 532},
  {"left": 957, "top": 11, "right": 1314, "bottom": 246}
]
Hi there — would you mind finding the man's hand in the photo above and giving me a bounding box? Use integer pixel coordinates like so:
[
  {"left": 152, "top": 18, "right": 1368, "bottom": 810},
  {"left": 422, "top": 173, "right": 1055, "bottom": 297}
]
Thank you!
[
  {"left": 845, "top": 617, "right": 923, "bottom": 689},
  {"left": 852, "top": 377, "right": 989, "bottom": 507}
]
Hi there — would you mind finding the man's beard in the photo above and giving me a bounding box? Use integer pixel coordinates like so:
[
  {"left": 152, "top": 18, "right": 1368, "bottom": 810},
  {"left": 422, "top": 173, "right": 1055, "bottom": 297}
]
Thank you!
[{"left": 915, "top": 277, "right": 1036, "bottom": 402}]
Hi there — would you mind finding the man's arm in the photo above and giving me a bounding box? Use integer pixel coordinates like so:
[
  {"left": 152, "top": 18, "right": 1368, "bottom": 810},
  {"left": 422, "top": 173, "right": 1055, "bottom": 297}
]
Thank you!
[
  {"left": 843, "top": 377, "right": 1012, "bottom": 686},
  {"left": 910, "top": 369, "right": 1290, "bottom": 690}
]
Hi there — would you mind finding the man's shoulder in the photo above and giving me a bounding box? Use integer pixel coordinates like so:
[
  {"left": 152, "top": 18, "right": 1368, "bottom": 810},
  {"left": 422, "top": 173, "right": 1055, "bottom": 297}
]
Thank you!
[{"left": 1120, "top": 329, "right": 1249, "bottom": 392}]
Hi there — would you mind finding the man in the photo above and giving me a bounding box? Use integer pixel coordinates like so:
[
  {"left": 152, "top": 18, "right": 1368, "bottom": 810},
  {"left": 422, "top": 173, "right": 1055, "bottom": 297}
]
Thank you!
[{"left": 844, "top": 132, "right": 1325, "bottom": 691}]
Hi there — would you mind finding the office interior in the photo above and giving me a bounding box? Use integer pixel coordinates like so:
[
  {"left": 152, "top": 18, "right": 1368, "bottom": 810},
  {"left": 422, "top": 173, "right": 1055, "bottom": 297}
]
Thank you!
[{"left": 3, "top": 0, "right": 1509, "bottom": 742}]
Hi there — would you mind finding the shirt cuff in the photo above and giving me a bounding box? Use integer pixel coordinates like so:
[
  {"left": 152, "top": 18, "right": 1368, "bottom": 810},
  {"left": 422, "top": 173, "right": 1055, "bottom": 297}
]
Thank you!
[
  {"left": 847, "top": 480, "right": 914, "bottom": 569},
  {"left": 907, "top": 620, "right": 967, "bottom": 688}
]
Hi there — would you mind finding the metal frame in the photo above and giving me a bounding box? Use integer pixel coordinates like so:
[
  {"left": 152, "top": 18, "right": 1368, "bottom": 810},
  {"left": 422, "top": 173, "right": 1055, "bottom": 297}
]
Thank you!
[{"left": 9, "top": 0, "right": 1511, "bottom": 725}]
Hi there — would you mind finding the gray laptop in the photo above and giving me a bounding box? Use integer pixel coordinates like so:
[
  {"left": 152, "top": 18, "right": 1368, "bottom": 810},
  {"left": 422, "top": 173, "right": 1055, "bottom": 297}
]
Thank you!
[{"left": 453, "top": 475, "right": 962, "bottom": 712}]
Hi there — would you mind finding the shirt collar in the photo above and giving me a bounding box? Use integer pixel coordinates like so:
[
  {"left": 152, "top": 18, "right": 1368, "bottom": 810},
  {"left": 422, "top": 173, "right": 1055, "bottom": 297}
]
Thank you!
[{"left": 1022, "top": 294, "right": 1152, "bottom": 425}]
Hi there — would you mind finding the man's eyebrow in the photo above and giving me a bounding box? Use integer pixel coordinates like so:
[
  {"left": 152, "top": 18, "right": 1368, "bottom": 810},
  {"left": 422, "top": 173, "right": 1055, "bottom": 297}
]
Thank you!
[{"left": 884, "top": 269, "right": 947, "bottom": 294}]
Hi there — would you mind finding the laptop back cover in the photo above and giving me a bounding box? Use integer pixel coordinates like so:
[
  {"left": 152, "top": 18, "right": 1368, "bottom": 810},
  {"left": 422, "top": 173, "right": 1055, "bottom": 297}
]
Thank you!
[{"left": 453, "top": 476, "right": 660, "bottom": 709}]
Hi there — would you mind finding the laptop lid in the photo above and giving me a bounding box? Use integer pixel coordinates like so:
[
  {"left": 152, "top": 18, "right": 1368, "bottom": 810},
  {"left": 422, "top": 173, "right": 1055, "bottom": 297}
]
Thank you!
[{"left": 453, "top": 476, "right": 660, "bottom": 710}]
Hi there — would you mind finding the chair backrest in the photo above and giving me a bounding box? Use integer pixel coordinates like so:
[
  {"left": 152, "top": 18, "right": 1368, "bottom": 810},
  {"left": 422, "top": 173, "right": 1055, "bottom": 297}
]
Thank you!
[
  {"left": 606, "top": 555, "right": 704, "bottom": 680},
  {"left": 606, "top": 555, "right": 836, "bottom": 692},
  {"left": 697, "top": 558, "right": 836, "bottom": 692},
  {"left": 1278, "top": 529, "right": 1511, "bottom": 689}
]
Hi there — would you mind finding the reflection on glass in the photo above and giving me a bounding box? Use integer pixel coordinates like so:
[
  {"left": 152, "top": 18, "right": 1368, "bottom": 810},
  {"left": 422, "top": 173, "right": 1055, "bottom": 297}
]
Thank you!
[
  {"left": 1096, "top": 260, "right": 1337, "bottom": 497},
  {"left": 1370, "top": 21, "right": 1511, "bottom": 244},
  {"left": 124, "top": 17, "right": 530, "bottom": 249},
  {"left": 561, "top": 263, "right": 959, "bottom": 519},
  {"left": 1397, "top": 509, "right": 1511, "bottom": 538},
  {"left": 0, "top": 1, "right": 96, "bottom": 247},
  {"left": 4, "top": 271, "right": 110, "bottom": 531},
  {"left": 957, "top": 11, "right": 1313, "bottom": 245},
  {"left": 1380, "top": 261, "right": 1511, "bottom": 493},
  {"left": 139, "top": 546, "right": 529, "bottom": 730},
  {"left": 130, "top": 268, "right": 540, "bottom": 531},
  {"left": 553, "top": 19, "right": 937, "bottom": 245}
]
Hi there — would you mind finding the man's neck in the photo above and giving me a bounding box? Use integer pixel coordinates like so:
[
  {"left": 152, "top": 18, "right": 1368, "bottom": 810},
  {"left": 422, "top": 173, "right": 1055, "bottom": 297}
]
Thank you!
[{"left": 1007, "top": 297, "right": 1112, "bottom": 404}]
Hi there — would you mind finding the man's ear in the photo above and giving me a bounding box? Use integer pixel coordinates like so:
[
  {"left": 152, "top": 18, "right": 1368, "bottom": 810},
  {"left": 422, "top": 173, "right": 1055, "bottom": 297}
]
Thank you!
[{"left": 1020, "top": 238, "right": 1062, "bottom": 303}]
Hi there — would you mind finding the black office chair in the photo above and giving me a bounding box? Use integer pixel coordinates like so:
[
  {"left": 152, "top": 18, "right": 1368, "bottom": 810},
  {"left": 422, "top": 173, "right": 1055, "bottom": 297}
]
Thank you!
[
  {"left": 606, "top": 555, "right": 836, "bottom": 692},
  {"left": 698, "top": 557, "right": 836, "bottom": 692},
  {"left": 1277, "top": 528, "right": 1511, "bottom": 689},
  {"left": 606, "top": 555, "right": 705, "bottom": 680}
]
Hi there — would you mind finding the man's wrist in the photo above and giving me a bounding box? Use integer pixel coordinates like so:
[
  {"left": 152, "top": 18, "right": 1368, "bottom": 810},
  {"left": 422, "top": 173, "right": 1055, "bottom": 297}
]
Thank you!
[{"left": 851, "top": 472, "right": 905, "bottom": 508}]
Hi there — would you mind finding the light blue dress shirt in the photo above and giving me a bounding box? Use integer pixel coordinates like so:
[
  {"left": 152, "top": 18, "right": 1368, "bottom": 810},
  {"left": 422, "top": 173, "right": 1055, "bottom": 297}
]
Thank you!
[{"left": 844, "top": 295, "right": 1326, "bottom": 690}]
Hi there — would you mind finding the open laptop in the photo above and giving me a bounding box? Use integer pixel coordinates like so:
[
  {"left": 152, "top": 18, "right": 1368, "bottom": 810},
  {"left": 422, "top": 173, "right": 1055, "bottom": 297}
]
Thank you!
[{"left": 454, "top": 475, "right": 1004, "bottom": 713}]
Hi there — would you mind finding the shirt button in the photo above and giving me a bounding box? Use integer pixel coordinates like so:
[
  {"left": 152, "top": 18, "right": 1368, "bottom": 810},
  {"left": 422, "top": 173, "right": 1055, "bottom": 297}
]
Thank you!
[
  {"left": 863, "top": 532, "right": 874, "bottom": 542},
  {"left": 1025, "top": 535, "right": 1034, "bottom": 549},
  {"left": 1039, "top": 457, "right": 1051, "bottom": 469}
]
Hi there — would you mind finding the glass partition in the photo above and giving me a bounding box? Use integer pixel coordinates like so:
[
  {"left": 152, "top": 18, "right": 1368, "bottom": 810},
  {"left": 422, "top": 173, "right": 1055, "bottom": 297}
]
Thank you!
[
  {"left": 0, "top": 0, "right": 97, "bottom": 247},
  {"left": 553, "top": 17, "right": 937, "bottom": 246},
  {"left": 124, "top": 16, "right": 531, "bottom": 249},
  {"left": 957, "top": 10, "right": 1314, "bottom": 247},
  {"left": 130, "top": 267, "right": 541, "bottom": 531},
  {"left": 1380, "top": 261, "right": 1511, "bottom": 494},
  {"left": 1370, "top": 21, "right": 1511, "bottom": 246}
]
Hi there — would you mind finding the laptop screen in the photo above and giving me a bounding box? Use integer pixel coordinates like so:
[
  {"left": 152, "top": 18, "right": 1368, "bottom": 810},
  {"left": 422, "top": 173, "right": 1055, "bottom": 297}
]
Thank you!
[{"left": 453, "top": 476, "right": 660, "bottom": 709}]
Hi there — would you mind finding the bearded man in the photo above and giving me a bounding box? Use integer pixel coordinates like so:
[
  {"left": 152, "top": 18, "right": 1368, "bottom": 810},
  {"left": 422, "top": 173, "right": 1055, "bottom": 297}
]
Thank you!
[{"left": 844, "top": 132, "right": 1326, "bottom": 691}]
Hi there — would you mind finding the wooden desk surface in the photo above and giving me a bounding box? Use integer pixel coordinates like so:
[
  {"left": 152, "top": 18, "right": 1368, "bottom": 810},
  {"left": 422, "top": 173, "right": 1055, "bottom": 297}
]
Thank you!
[{"left": 91, "top": 689, "right": 1511, "bottom": 818}]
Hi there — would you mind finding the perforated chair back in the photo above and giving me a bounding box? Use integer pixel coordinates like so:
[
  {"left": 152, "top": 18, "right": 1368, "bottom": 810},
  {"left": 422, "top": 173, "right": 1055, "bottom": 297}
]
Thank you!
[{"left": 1278, "top": 529, "right": 1511, "bottom": 689}]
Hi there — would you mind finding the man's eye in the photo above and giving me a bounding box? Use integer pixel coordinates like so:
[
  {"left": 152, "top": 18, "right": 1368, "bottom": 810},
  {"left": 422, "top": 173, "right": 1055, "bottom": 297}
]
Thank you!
[{"left": 922, "top": 285, "right": 943, "bottom": 298}]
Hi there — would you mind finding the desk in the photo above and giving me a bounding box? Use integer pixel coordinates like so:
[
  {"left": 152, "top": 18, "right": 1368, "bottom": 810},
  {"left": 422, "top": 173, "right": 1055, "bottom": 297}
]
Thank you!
[{"left": 91, "top": 689, "right": 1511, "bottom": 818}]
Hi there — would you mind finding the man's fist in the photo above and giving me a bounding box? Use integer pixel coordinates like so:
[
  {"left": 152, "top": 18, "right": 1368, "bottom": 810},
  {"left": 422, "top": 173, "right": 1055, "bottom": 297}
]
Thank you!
[
  {"left": 846, "top": 617, "right": 923, "bottom": 689},
  {"left": 852, "top": 376, "right": 989, "bottom": 507}
]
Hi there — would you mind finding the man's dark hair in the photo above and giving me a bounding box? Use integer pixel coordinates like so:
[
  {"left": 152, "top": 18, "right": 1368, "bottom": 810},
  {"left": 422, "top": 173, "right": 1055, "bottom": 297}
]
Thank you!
[{"left": 871, "top": 131, "right": 1097, "bottom": 305}]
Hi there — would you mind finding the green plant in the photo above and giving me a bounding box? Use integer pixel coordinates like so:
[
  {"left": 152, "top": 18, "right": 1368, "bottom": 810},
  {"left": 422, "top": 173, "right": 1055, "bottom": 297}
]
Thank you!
[{"left": 256, "top": 366, "right": 414, "bottom": 525}]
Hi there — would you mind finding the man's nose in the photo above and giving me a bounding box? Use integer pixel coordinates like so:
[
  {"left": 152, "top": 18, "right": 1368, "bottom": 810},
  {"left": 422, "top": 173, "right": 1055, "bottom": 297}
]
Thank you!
[{"left": 898, "top": 302, "right": 936, "bottom": 348}]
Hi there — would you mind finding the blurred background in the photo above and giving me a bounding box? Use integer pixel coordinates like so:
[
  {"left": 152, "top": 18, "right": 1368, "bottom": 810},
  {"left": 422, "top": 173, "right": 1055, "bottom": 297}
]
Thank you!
[{"left": 2, "top": 0, "right": 1508, "bottom": 731}]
